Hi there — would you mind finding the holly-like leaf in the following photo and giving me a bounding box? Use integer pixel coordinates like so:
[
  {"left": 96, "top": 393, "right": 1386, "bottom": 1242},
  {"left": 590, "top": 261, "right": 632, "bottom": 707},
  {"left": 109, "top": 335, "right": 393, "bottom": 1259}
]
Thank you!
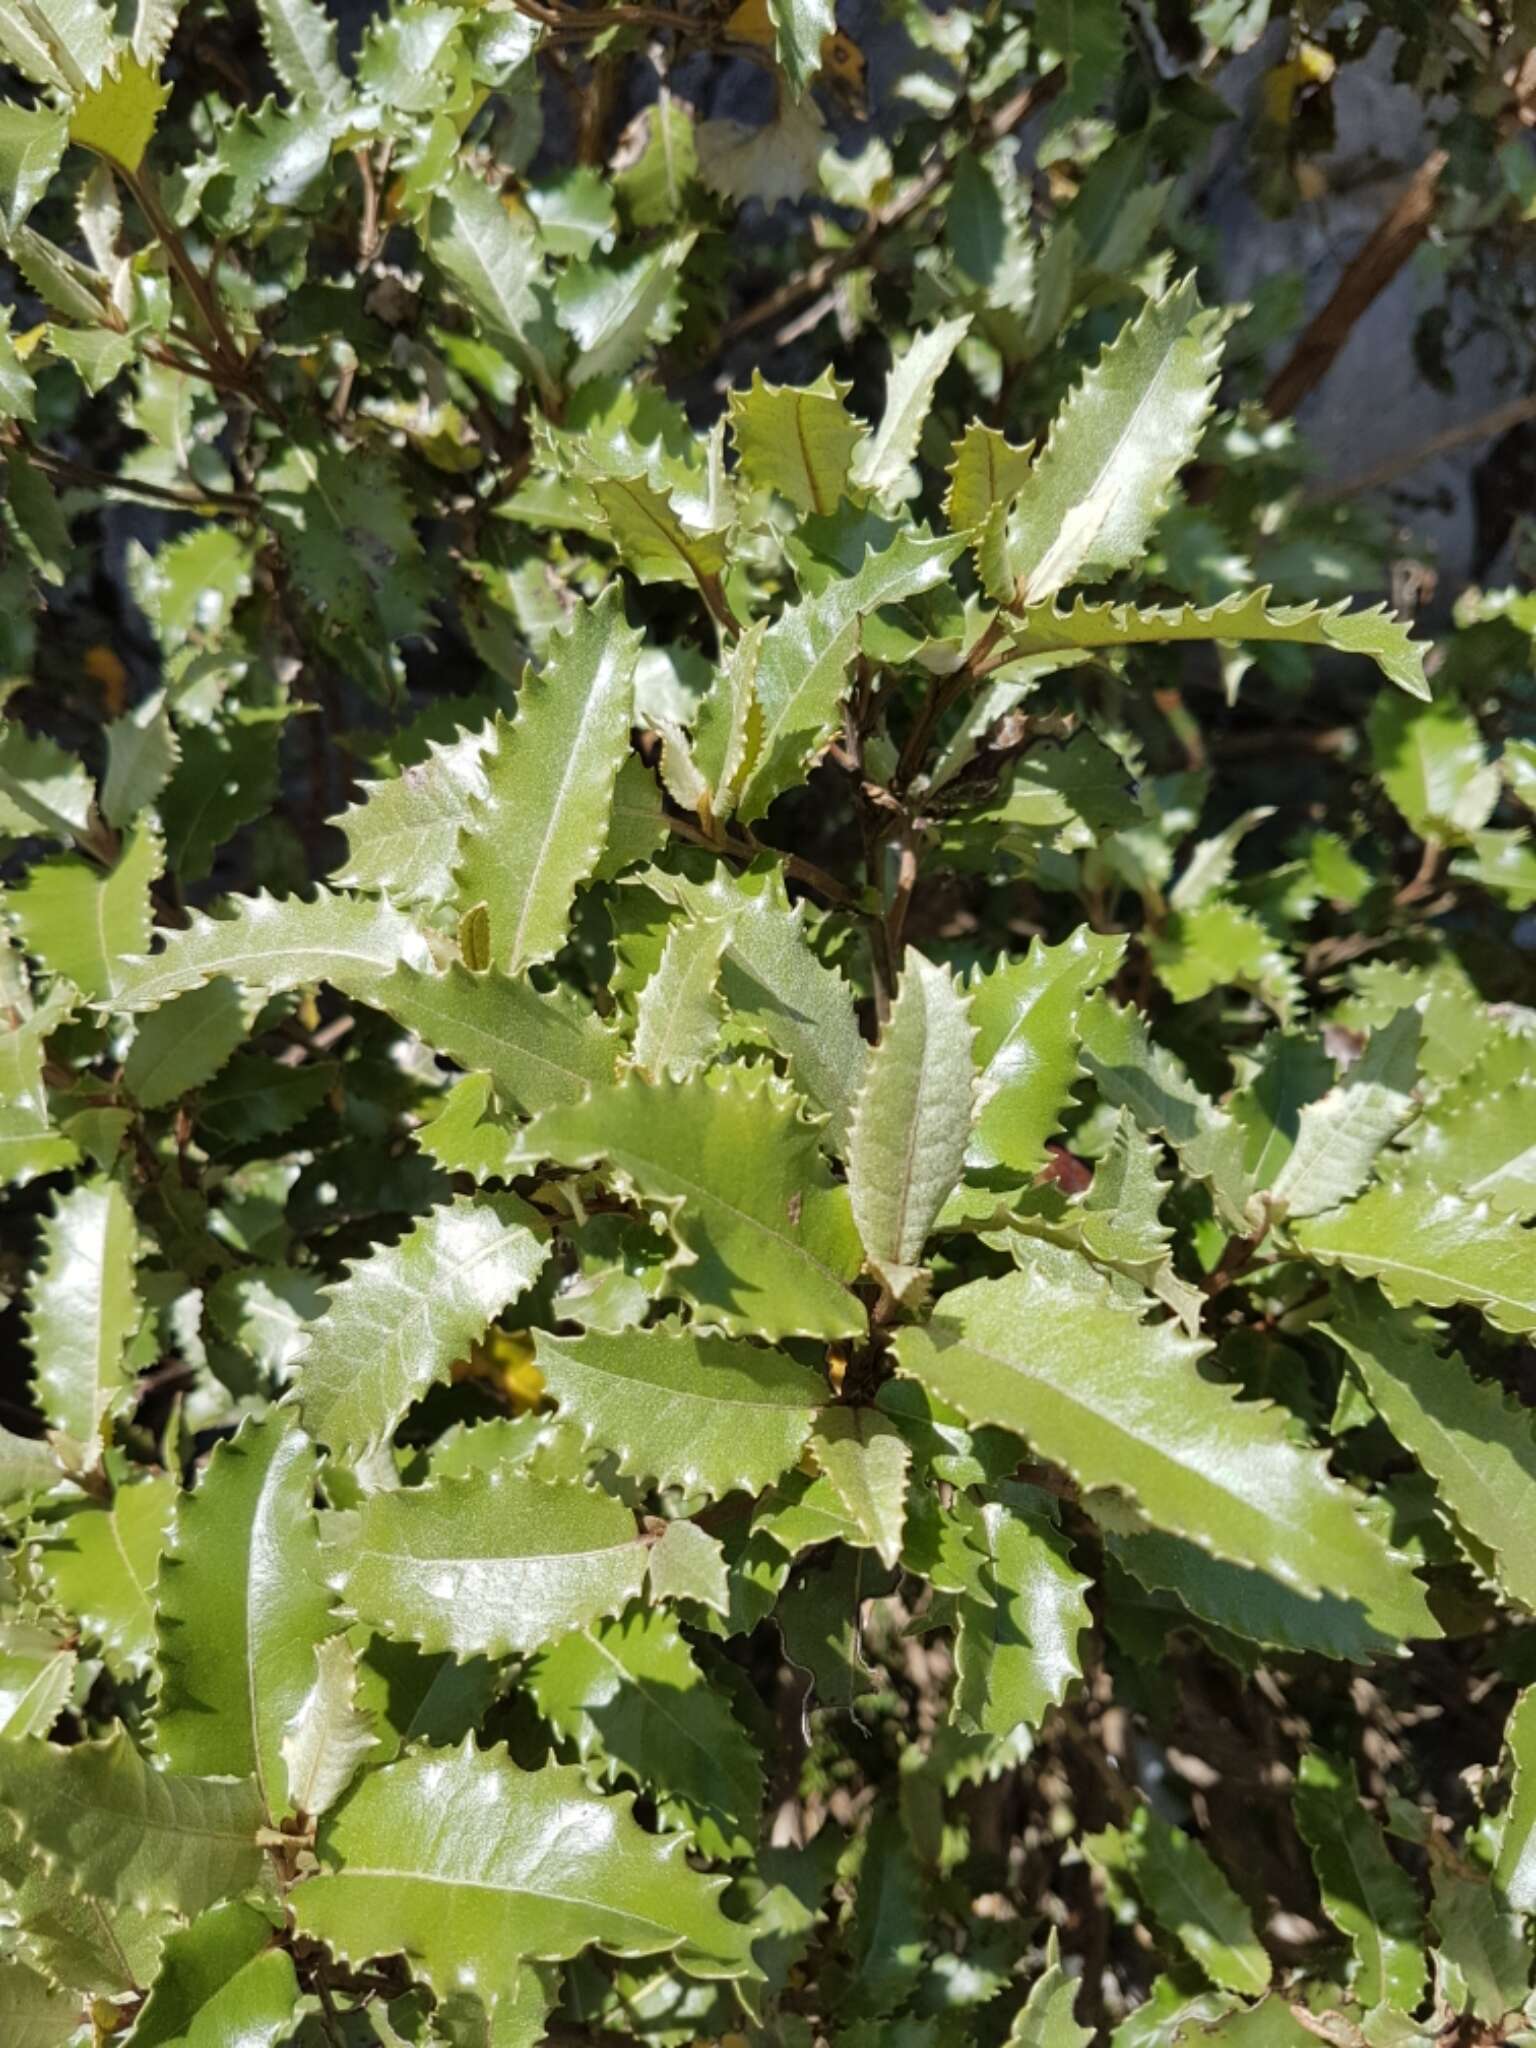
[
  {"left": 1085, "top": 1802, "right": 1270, "bottom": 1996},
  {"left": 0, "top": 101, "right": 67, "bottom": 236},
  {"left": 526, "top": 1064, "right": 864, "bottom": 1341},
  {"left": 631, "top": 919, "right": 726, "bottom": 1079},
  {"left": 0, "top": 1728, "right": 262, "bottom": 1917},
  {"left": 291, "top": 1743, "right": 761, "bottom": 2024},
  {"left": 736, "top": 530, "right": 962, "bottom": 822},
  {"left": 152, "top": 1410, "right": 335, "bottom": 1819},
  {"left": 894, "top": 1247, "right": 1429, "bottom": 1611},
  {"left": 6, "top": 822, "right": 161, "bottom": 1001},
  {"left": 1294, "top": 1751, "right": 1425, "bottom": 2012},
  {"left": 0, "top": 1621, "right": 74, "bottom": 1740},
  {"left": 1370, "top": 691, "right": 1499, "bottom": 839},
  {"left": 1008, "top": 1932, "right": 1092, "bottom": 2047},
  {"left": 1007, "top": 586, "right": 1429, "bottom": 700},
  {"left": 123, "top": 1900, "right": 304, "bottom": 2048},
  {"left": 765, "top": 0, "right": 834, "bottom": 91},
  {"left": 647, "top": 1519, "right": 729, "bottom": 1616},
  {"left": 1321, "top": 1282, "right": 1536, "bottom": 1612},
  {"left": 952, "top": 1487, "right": 1091, "bottom": 1738},
  {"left": 279, "top": 1635, "right": 378, "bottom": 1824},
  {"left": 808, "top": 1409, "right": 910, "bottom": 1568},
  {"left": 851, "top": 316, "right": 971, "bottom": 502},
  {"left": 110, "top": 889, "right": 424, "bottom": 1013},
  {"left": 1262, "top": 1008, "right": 1420, "bottom": 1222},
  {"left": 557, "top": 234, "right": 695, "bottom": 387},
  {"left": 1494, "top": 1686, "right": 1536, "bottom": 1914},
  {"left": 256, "top": 0, "right": 345, "bottom": 102},
  {"left": 1430, "top": 1866, "right": 1531, "bottom": 2024},
  {"left": 32, "top": 1477, "right": 174, "bottom": 1676},
  {"left": 0, "top": 1956, "right": 81, "bottom": 2047},
  {"left": 0, "top": 722, "right": 95, "bottom": 843},
  {"left": 1297, "top": 1180, "right": 1536, "bottom": 1334},
  {"left": 121, "top": 977, "right": 250, "bottom": 1110},
  {"left": 946, "top": 422, "right": 1036, "bottom": 536},
  {"left": 847, "top": 950, "right": 975, "bottom": 1289},
  {"left": 532, "top": 1321, "right": 821, "bottom": 1499},
  {"left": 1395, "top": 1028, "right": 1536, "bottom": 1221},
  {"left": 1003, "top": 278, "right": 1223, "bottom": 607},
  {"left": 325, "top": 1467, "right": 647, "bottom": 1658},
  {"left": 68, "top": 55, "right": 169, "bottom": 174},
  {"left": 293, "top": 1194, "right": 550, "bottom": 1459},
  {"left": 454, "top": 590, "right": 641, "bottom": 973},
  {"left": 528, "top": 1609, "right": 764, "bottom": 1858},
  {"left": 727, "top": 370, "right": 865, "bottom": 517},
  {"left": 332, "top": 724, "right": 490, "bottom": 913},
  {"left": 427, "top": 169, "right": 552, "bottom": 394},
  {"left": 101, "top": 690, "right": 178, "bottom": 827},
  {"left": 27, "top": 1176, "right": 140, "bottom": 1466}
]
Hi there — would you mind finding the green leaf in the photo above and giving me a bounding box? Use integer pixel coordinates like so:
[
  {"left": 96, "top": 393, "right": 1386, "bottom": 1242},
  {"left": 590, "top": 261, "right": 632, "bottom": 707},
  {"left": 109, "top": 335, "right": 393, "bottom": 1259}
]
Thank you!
[
  {"left": 1429, "top": 1866, "right": 1530, "bottom": 2024},
  {"left": 334, "top": 724, "right": 489, "bottom": 912},
  {"left": 1003, "top": 278, "right": 1222, "bottom": 607},
  {"left": 152, "top": 1410, "right": 335, "bottom": 1818},
  {"left": 765, "top": 0, "right": 834, "bottom": 91},
  {"left": 279, "top": 1634, "right": 378, "bottom": 1825},
  {"left": 0, "top": 101, "right": 68, "bottom": 236},
  {"left": 952, "top": 1487, "right": 1091, "bottom": 1737},
  {"left": 557, "top": 233, "right": 696, "bottom": 386},
  {"left": 121, "top": 978, "right": 250, "bottom": 1110},
  {"left": 528, "top": 1608, "right": 763, "bottom": 1858},
  {"left": 631, "top": 919, "right": 726, "bottom": 1080},
  {"left": 1370, "top": 691, "right": 1499, "bottom": 839},
  {"left": 291, "top": 1743, "right": 760, "bottom": 2021},
  {"left": 0, "top": 1956, "right": 82, "bottom": 2048},
  {"left": 1085, "top": 1802, "right": 1270, "bottom": 1995},
  {"left": 256, "top": 0, "right": 345, "bottom": 102},
  {"left": 586, "top": 468, "right": 729, "bottom": 589},
  {"left": 1494, "top": 1686, "right": 1536, "bottom": 1914},
  {"left": 0, "top": 1728, "right": 262, "bottom": 1917},
  {"left": 110, "top": 888, "right": 423, "bottom": 1013},
  {"left": 1262, "top": 1009, "right": 1420, "bottom": 1222},
  {"left": 294, "top": 1194, "right": 549, "bottom": 1458},
  {"left": 647, "top": 1519, "right": 729, "bottom": 1616},
  {"left": 635, "top": 864, "right": 864, "bottom": 1142},
  {"left": 1008, "top": 1932, "right": 1091, "bottom": 2047},
  {"left": 0, "top": 1425, "right": 62, "bottom": 1512},
  {"left": 0, "top": 307, "right": 36, "bottom": 421},
  {"left": 1036, "top": 0, "right": 1128, "bottom": 117},
  {"left": 123, "top": 1900, "right": 304, "bottom": 2048},
  {"left": 7, "top": 823, "right": 161, "bottom": 1002},
  {"left": 893, "top": 1248, "right": 1428, "bottom": 1610},
  {"left": 454, "top": 589, "right": 641, "bottom": 973},
  {"left": 851, "top": 316, "right": 971, "bottom": 502},
  {"left": 736, "top": 529, "right": 962, "bottom": 822},
  {"left": 1297, "top": 1180, "right": 1536, "bottom": 1334},
  {"left": 101, "top": 691, "right": 178, "bottom": 828},
  {"left": 68, "top": 55, "right": 169, "bottom": 173},
  {"left": 427, "top": 170, "right": 549, "bottom": 384},
  {"left": 360, "top": 960, "right": 620, "bottom": 1117},
  {"left": 532, "top": 1321, "right": 821, "bottom": 1499},
  {"left": 33, "top": 1477, "right": 174, "bottom": 1676},
  {"left": 727, "top": 370, "right": 865, "bottom": 517},
  {"left": 1394, "top": 1028, "right": 1536, "bottom": 1221},
  {"left": 0, "top": 722, "right": 95, "bottom": 844},
  {"left": 0, "top": 1622, "right": 75, "bottom": 1740},
  {"left": 1007, "top": 586, "right": 1430, "bottom": 700},
  {"left": 1293, "top": 1751, "right": 1425, "bottom": 2012},
  {"left": 27, "top": 1176, "right": 140, "bottom": 1465},
  {"left": 526, "top": 1064, "right": 864, "bottom": 1342},
  {"left": 964, "top": 930, "right": 1125, "bottom": 1182},
  {"left": 808, "top": 1409, "right": 910, "bottom": 1568},
  {"left": 1320, "top": 1282, "right": 1536, "bottom": 1612},
  {"left": 847, "top": 950, "right": 975, "bottom": 1287},
  {"left": 689, "top": 619, "right": 765, "bottom": 826},
  {"left": 327, "top": 1467, "right": 647, "bottom": 1658}
]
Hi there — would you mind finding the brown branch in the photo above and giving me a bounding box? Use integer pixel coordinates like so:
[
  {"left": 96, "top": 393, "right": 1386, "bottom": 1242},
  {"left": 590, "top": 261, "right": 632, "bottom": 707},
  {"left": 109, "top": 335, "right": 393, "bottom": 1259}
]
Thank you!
[
  {"left": 1263, "top": 149, "right": 1448, "bottom": 420},
  {"left": 662, "top": 812, "right": 858, "bottom": 909},
  {"left": 9, "top": 433, "right": 261, "bottom": 517}
]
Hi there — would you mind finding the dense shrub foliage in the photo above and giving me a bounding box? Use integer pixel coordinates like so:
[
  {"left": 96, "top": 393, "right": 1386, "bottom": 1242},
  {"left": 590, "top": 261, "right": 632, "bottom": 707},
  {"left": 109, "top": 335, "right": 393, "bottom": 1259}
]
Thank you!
[{"left": 3, "top": 1, "right": 1536, "bottom": 2043}]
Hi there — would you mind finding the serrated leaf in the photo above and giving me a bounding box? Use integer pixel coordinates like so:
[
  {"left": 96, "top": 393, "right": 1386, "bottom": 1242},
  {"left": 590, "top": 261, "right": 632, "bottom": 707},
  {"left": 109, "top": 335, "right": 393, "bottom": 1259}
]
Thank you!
[
  {"left": 68, "top": 55, "right": 169, "bottom": 173},
  {"left": 586, "top": 468, "right": 729, "bottom": 589},
  {"left": 101, "top": 690, "right": 178, "bottom": 827},
  {"left": 1395, "top": 1029, "right": 1536, "bottom": 1220},
  {"left": 851, "top": 316, "right": 971, "bottom": 502},
  {"left": 647, "top": 1519, "right": 729, "bottom": 1615},
  {"left": 1008, "top": 1931, "right": 1091, "bottom": 2046},
  {"left": 130, "top": 0, "right": 182, "bottom": 66},
  {"left": 1430, "top": 1866, "right": 1530, "bottom": 2024},
  {"left": 557, "top": 233, "right": 695, "bottom": 386},
  {"left": 690, "top": 618, "right": 765, "bottom": 826},
  {"left": 7, "top": 823, "right": 160, "bottom": 1002},
  {"left": 152, "top": 1410, "right": 335, "bottom": 1819},
  {"left": 0, "top": 723, "right": 95, "bottom": 844},
  {"left": 1494, "top": 1686, "right": 1536, "bottom": 1913},
  {"left": 111, "top": 888, "right": 423, "bottom": 1013},
  {"left": 808, "top": 1409, "right": 910, "bottom": 1568},
  {"left": 291, "top": 1742, "right": 760, "bottom": 2021},
  {"left": 946, "top": 422, "right": 1035, "bottom": 536},
  {"left": 0, "top": 101, "right": 68, "bottom": 237},
  {"left": 0, "top": 1425, "right": 62, "bottom": 1512},
  {"left": 1264, "top": 1009, "right": 1420, "bottom": 1221},
  {"left": 894, "top": 1248, "right": 1428, "bottom": 1610},
  {"left": 334, "top": 725, "right": 490, "bottom": 912},
  {"left": 0, "top": 1728, "right": 262, "bottom": 1917},
  {"left": 279, "top": 1634, "right": 378, "bottom": 1823},
  {"left": 952, "top": 1487, "right": 1090, "bottom": 1737},
  {"left": 27, "top": 1177, "right": 139, "bottom": 1466},
  {"left": 262, "top": 440, "right": 431, "bottom": 646},
  {"left": 848, "top": 951, "right": 975, "bottom": 1284},
  {"left": 121, "top": 977, "right": 249, "bottom": 1110},
  {"left": 123, "top": 1899, "right": 303, "bottom": 2048},
  {"left": 1086, "top": 1802, "right": 1270, "bottom": 1995},
  {"left": 727, "top": 370, "right": 864, "bottom": 516},
  {"left": 1370, "top": 691, "right": 1498, "bottom": 839},
  {"left": 527, "top": 1063, "right": 864, "bottom": 1341},
  {"left": 359, "top": 959, "right": 620, "bottom": 1117},
  {"left": 1004, "top": 278, "right": 1222, "bottom": 606},
  {"left": 0, "top": 1955, "right": 81, "bottom": 2047},
  {"left": 294, "top": 1194, "right": 549, "bottom": 1458},
  {"left": 737, "top": 530, "right": 962, "bottom": 821},
  {"left": 632, "top": 919, "right": 726, "bottom": 1079},
  {"left": 0, "top": 0, "right": 113, "bottom": 90},
  {"left": 533, "top": 1321, "right": 820, "bottom": 1499},
  {"left": 427, "top": 169, "right": 549, "bottom": 382},
  {"left": 454, "top": 589, "right": 640, "bottom": 973},
  {"left": 327, "top": 1468, "right": 646, "bottom": 1658},
  {"left": 528, "top": 1609, "right": 763, "bottom": 1858},
  {"left": 1321, "top": 1281, "right": 1536, "bottom": 1613},
  {"left": 1297, "top": 1181, "right": 1536, "bottom": 1334},
  {"left": 635, "top": 864, "right": 864, "bottom": 1142},
  {"left": 256, "top": 0, "right": 345, "bottom": 102},
  {"left": 964, "top": 930, "right": 1125, "bottom": 1181},
  {"left": 1007, "top": 586, "right": 1429, "bottom": 699},
  {"left": 0, "top": 1623, "right": 75, "bottom": 1740},
  {"left": 1294, "top": 1751, "right": 1425, "bottom": 2012},
  {"left": 32, "top": 1477, "right": 174, "bottom": 1676}
]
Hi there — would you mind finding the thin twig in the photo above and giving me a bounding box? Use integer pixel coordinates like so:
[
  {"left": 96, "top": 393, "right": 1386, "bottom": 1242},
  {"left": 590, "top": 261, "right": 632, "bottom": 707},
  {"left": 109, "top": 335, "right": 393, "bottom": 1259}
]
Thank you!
[
  {"left": 1310, "top": 390, "right": 1536, "bottom": 500},
  {"left": 9, "top": 432, "right": 261, "bottom": 517},
  {"left": 663, "top": 812, "right": 859, "bottom": 908}
]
